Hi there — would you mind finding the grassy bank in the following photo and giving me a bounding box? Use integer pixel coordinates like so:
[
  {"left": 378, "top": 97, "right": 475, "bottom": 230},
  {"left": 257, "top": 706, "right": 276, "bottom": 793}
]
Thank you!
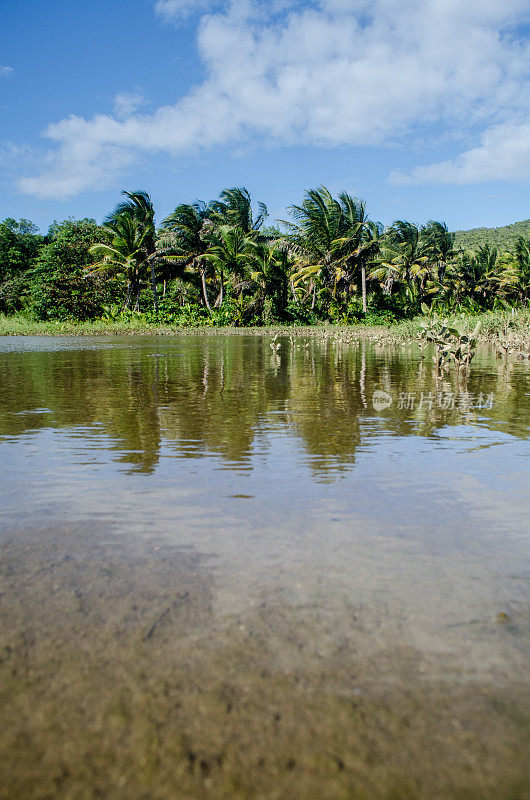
[{"left": 0, "top": 309, "right": 529, "bottom": 346}]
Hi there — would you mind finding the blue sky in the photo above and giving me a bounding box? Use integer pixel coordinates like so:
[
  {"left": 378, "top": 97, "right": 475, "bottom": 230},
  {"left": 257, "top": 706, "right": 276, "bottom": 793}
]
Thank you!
[{"left": 2, "top": 0, "right": 530, "bottom": 233}]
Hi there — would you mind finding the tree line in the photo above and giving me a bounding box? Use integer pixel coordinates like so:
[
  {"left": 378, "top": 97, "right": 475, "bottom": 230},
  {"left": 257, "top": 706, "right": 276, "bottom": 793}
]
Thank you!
[
  {"left": 454, "top": 219, "right": 530, "bottom": 251},
  {"left": 1, "top": 186, "right": 529, "bottom": 325}
]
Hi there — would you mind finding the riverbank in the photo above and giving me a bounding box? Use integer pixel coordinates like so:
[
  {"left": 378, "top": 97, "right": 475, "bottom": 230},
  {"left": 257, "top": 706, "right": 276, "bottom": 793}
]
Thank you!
[{"left": 0, "top": 309, "right": 529, "bottom": 346}]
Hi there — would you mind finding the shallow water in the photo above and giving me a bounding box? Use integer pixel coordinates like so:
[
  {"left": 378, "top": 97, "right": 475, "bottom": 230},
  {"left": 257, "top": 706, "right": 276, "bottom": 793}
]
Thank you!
[{"left": 1, "top": 333, "right": 529, "bottom": 799}]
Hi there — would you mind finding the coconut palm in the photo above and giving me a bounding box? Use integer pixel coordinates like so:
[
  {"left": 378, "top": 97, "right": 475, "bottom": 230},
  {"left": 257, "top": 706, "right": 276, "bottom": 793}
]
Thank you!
[
  {"left": 331, "top": 199, "right": 383, "bottom": 311},
  {"left": 209, "top": 187, "right": 268, "bottom": 235},
  {"left": 381, "top": 221, "right": 431, "bottom": 305},
  {"left": 202, "top": 225, "right": 257, "bottom": 303},
  {"left": 504, "top": 236, "right": 530, "bottom": 302},
  {"left": 89, "top": 211, "right": 149, "bottom": 310},
  {"left": 109, "top": 190, "right": 158, "bottom": 310},
  {"left": 439, "top": 245, "right": 497, "bottom": 309},
  {"left": 159, "top": 201, "right": 217, "bottom": 311},
  {"left": 90, "top": 190, "right": 159, "bottom": 311},
  {"left": 280, "top": 187, "right": 379, "bottom": 310},
  {"left": 248, "top": 244, "right": 290, "bottom": 321},
  {"left": 282, "top": 187, "right": 343, "bottom": 275},
  {"left": 420, "top": 221, "right": 457, "bottom": 286}
]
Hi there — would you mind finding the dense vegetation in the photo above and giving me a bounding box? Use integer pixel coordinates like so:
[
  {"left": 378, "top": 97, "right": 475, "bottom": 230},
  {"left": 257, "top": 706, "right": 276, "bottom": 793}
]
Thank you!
[
  {"left": 1, "top": 187, "right": 529, "bottom": 327},
  {"left": 454, "top": 219, "right": 530, "bottom": 251}
]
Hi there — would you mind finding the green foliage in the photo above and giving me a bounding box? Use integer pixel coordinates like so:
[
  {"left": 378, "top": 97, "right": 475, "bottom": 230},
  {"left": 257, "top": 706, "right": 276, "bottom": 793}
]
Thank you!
[
  {"left": 454, "top": 219, "right": 530, "bottom": 250},
  {"left": 0, "top": 218, "right": 45, "bottom": 312},
  {"left": 362, "top": 309, "right": 398, "bottom": 325},
  {"left": 101, "top": 304, "right": 146, "bottom": 323},
  {"left": 285, "top": 301, "right": 321, "bottom": 325},
  {"left": 2, "top": 188, "right": 530, "bottom": 331},
  {"left": 29, "top": 219, "right": 114, "bottom": 321},
  {"left": 419, "top": 308, "right": 481, "bottom": 373},
  {"left": 91, "top": 191, "right": 158, "bottom": 312},
  {"left": 0, "top": 218, "right": 43, "bottom": 281}
]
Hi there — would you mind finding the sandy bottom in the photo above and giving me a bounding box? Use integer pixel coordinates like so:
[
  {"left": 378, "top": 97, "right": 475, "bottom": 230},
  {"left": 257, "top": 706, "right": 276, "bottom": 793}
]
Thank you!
[{"left": 1, "top": 523, "right": 528, "bottom": 800}]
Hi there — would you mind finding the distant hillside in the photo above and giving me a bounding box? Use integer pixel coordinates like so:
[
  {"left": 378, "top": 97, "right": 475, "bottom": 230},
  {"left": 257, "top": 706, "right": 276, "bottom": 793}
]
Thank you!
[{"left": 454, "top": 219, "right": 530, "bottom": 251}]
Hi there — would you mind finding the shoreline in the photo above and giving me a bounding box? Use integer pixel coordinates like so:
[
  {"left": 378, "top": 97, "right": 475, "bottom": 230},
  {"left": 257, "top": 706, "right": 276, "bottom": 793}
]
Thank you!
[{"left": 0, "top": 315, "right": 529, "bottom": 351}]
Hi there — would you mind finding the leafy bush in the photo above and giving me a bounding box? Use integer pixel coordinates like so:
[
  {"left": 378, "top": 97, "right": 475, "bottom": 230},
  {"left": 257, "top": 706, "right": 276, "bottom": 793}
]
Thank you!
[
  {"left": 28, "top": 219, "right": 115, "bottom": 321},
  {"left": 284, "top": 302, "right": 321, "bottom": 325},
  {"left": 361, "top": 309, "right": 398, "bottom": 325},
  {"left": 32, "top": 273, "right": 115, "bottom": 321}
]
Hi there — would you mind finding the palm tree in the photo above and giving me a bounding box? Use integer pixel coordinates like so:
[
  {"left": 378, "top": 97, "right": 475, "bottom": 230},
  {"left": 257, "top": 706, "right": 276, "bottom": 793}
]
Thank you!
[
  {"left": 109, "top": 191, "right": 158, "bottom": 311},
  {"left": 89, "top": 211, "right": 148, "bottom": 310},
  {"left": 202, "top": 225, "right": 257, "bottom": 304},
  {"left": 159, "top": 201, "right": 216, "bottom": 312},
  {"left": 90, "top": 190, "right": 158, "bottom": 311},
  {"left": 440, "top": 245, "right": 497, "bottom": 309},
  {"left": 209, "top": 187, "right": 268, "bottom": 235},
  {"left": 420, "top": 221, "right": 456, "bottom": 287},
  {"left": 504, "top": 236, "right": 530, "bottom": 303},
  {"left": 159, "top": 189, "right": 269, "bottom": 313},
  {"left": 281, "top": 186, "right": 379, "bottom": 310},
  {"left": 380, "top": 221, "right": 431, "bottom": 306},
  {"left": 282, "top": 187, "right": 343, "bottom": 279},
  {"left": 331, "top": 195, "right": 382, "bottom": 311},
  {"left": 248, "top": 244, "right": 289, "bottom": 321}
]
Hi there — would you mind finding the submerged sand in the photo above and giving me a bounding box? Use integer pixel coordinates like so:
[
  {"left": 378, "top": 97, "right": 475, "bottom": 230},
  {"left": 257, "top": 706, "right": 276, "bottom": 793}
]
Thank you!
[{"left": 1, "top": 521, "right": 528, "bottom": 800}]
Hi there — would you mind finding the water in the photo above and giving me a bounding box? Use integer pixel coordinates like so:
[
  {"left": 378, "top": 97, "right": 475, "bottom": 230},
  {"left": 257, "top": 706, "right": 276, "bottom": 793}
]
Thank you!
[{"left": 1, "top": 333, "right": 529, "bottom": 799}]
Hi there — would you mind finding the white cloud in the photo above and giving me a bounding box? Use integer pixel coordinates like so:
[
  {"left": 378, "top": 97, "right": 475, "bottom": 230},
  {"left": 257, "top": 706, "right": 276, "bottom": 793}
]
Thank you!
[
  {"left": 154, "top": 0, "right": 218, "bottom": 22},
  {"left": 17, "top": 124, "right": 136, "bottom": 199},
  {"left": 0, "top": 141, "right": 35, "bottom": 164},
  {"left": 16, "top": 0, "right": 530, "bottom": 198},
  {"left": 113, "top": 91, "right": 146, "bottom": 119},
  {"left": 390, "top": 121, "right": 530, "bottom": 185},
  {"left": 0, "top": 65, "right": 14, "bottom": 78}
]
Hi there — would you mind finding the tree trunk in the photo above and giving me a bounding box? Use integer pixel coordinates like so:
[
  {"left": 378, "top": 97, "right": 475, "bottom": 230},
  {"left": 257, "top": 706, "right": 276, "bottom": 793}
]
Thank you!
[
  {"left": 361, "top": 265, "right": 367, "bottom": 313},
  {"left": 124, "top": 273, "right": 138, "bottom": 311},
  {"left": 124, "top": 281, "right": 133, "bottom": 311},
  {"left": 150, "top": 259, "right": 158, "bottom": 317},
  {"left": 214, "top": 270, "right": 224, "bottom": 308},
  {"left": 200, "top": 267, "right": 212, "bottom": 313}
]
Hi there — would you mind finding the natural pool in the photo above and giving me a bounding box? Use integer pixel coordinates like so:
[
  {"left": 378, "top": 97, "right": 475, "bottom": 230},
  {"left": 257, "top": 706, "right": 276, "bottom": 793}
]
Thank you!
[{"left": 0, "top": 333, "right": 529, "bottom": 799}]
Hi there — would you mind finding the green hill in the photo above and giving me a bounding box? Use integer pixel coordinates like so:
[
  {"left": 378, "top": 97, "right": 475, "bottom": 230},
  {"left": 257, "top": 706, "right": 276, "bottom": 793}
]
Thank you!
[{"left": 454, "top": 219, "right": 530, "bottom": 251}]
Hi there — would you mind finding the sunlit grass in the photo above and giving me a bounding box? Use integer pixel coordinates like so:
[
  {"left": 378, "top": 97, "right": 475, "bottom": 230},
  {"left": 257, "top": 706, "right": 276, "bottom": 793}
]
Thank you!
[{"left": 0, "top": 308, "right": 529, "bottom": 344}]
